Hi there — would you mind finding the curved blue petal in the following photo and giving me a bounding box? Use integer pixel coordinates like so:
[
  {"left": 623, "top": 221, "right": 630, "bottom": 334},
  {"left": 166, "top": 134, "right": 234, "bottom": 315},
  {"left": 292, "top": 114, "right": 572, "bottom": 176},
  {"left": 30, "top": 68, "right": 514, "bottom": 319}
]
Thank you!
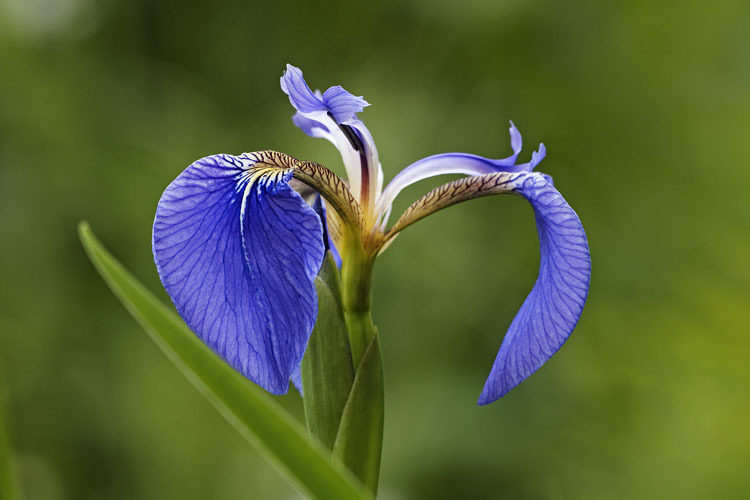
[
  {"left": 152, "top": 154, "right": 325, "bottom": 394},
  {"left": 281, "top": 64, "right": 381, "bottom": 206},
  {"left": 478, "top": 173, "right": 590, "bottom": 405},
  {"left": 376, "top": 123, "right": 542, "bottom": 227},
  {"left": 279, "top": 65, "right": 326, "bottom": 115},
  {"left": 280, "top": 64, "right": 369, "bottom": 125},
  {"left": 515, "top": 143, "right": 546, "bottom": 172},
  {"left": 321, "top": 85, "right": 370, "bottom": 124}
]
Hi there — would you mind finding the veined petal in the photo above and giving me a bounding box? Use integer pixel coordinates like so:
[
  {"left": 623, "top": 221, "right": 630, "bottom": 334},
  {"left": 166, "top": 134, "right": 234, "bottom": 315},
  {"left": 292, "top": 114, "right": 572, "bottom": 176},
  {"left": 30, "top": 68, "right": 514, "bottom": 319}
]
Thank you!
[
  {"left": 294, "top": 159, "right": 364, "bottom": 233},
  {"left": 241, "top": 173, "right": 326, "bottom": 392},
  {"left": 386, "top": 171, "right": 590, "bottom": 404},
  {"left": 288, "top": 88, "right": 337, "bottom": 145},
  {"left": 281, "top": 66, "right": 361, "bottom": 195},
  {"left": 321, "top": 85, "right": 370, "bottom": 125},
  {"left": 281, "top": 65, "right": 369, "bottom": 124},
  {"left": 152, "top": 152, "right": 325, "bottom": 394},
  {"left": 279, "top": 65, "right": 328, "bottom": 116},
  {"left": 376, "top": 122, "right": 542, "bottom": 227},
  {"left": 281, "top": 64, "right": 381, "bottom": 209},
  {"left": 479, "top": 173, "right": 589, "bottom": 403}
]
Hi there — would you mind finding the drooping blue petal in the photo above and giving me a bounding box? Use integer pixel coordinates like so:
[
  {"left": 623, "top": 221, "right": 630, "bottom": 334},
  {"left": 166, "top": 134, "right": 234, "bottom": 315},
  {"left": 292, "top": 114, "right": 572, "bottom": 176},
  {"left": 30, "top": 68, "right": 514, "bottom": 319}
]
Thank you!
[
  {"left": 152, "top": 153, "right": 325, "bottom": 395},
  {"left": 376, "top": 122, "right": 543, "bottom": 228},
  {"left": 478, "top": 172, "right": 590, "bottom": 404}
]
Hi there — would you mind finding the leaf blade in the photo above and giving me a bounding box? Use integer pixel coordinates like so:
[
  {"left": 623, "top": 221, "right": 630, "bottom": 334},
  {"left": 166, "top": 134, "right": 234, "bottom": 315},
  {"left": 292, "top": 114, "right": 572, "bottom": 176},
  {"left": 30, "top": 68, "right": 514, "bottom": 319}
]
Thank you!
[{"left": 78, "top": 222, "right": 371, "bottom": 500}]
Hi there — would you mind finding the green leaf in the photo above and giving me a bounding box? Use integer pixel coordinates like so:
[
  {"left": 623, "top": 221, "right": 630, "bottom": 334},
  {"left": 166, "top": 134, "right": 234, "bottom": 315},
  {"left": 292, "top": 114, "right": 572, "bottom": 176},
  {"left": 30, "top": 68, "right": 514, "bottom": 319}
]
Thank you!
[
  {"left": 0, "top": 375, "right": 21, "bottom": 500},
  {"left": 302, "top": 253, "right": 355, "bottom": 451},
  {"left": 332, "top": 332, "right": 384, "bottom": 494},
  {"left": 78, "top": 222, "right": 371, "bottom": 500}
]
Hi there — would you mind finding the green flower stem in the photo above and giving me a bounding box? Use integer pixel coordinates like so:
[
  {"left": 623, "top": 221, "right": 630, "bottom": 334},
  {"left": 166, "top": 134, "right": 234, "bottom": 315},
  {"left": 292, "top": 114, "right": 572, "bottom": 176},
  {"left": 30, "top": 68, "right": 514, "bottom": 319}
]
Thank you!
[
  {"left": 340, "top": 240, "right": 376, "bottom": 368},
  {"left": 343, "top": 309, "right": 376, "bottom": 370},
  {"left": 334, "top": 238, "right": 384, "bottom": 494}
]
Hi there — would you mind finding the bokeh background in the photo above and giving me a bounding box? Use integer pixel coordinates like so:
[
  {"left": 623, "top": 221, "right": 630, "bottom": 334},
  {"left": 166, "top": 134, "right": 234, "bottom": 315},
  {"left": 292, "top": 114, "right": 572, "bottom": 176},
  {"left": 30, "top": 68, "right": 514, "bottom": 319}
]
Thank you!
[{"left": 1, "top": 0, "right": 749, "bottom": 498}]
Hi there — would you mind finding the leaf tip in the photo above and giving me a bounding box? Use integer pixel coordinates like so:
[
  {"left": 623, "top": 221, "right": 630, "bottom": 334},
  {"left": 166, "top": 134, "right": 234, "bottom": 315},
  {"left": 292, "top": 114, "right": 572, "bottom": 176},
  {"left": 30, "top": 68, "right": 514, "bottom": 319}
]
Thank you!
[{"left": 78, "top": 220, "right": 92, "bottom": 240}]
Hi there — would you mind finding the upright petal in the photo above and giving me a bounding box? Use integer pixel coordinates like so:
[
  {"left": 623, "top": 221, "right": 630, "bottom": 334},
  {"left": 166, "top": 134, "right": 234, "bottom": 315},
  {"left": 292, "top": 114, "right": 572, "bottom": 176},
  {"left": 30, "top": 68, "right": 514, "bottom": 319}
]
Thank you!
[
  {"left": 279, "top": 65, "right": 328, "bottom": 115},
  {"left": 281, "top": 64, "right": 381, "bottom": 208},
  {"left": 280, "top": 65, "right": 369, "bottom": 124},
  {"left": 152, "top": 153, "right": 325, "bottom": 394},
  {"left": 321, "top": 85, "right": 370, "bottom": 125},
  {"left": 514, "top": 143, "right": 546, "bottom": 172},
  {"left": 385, "top": 170, "right": 590, "bottom": 404}
]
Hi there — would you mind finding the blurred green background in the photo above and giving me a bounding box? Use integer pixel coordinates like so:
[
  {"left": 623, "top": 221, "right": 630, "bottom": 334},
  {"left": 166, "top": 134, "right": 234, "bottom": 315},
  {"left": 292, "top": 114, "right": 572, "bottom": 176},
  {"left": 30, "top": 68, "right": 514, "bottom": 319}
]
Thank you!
[{"left": 1, "top": 0, "right": 749, "bottom": 498}]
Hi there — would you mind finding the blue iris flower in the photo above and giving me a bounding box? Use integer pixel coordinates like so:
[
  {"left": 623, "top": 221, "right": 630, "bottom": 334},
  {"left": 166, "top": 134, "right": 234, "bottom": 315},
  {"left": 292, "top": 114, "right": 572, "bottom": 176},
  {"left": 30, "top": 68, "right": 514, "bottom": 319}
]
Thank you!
[{"left": 152, "top": 64, "right": 591, "bottom": 405}]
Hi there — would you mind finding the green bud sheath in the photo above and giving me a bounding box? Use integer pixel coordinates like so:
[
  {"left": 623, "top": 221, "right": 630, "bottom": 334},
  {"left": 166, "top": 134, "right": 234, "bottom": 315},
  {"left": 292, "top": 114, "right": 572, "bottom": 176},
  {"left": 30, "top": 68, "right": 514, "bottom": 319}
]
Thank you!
[{"left": 302, "top": 253, "right": 356, "bottom": 451}]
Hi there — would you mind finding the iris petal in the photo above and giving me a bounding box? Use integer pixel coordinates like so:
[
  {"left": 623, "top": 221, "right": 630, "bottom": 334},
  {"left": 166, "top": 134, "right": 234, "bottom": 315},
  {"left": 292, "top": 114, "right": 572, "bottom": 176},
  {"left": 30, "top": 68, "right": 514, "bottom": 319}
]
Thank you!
[
  {"left": 384, "top": 170, "right": 590, "bottom": 404},
  {"left": 376, "top": 122, "right": 542, "bottom": 227},
  {"left": 321, "top": 85, "right": 370, "bottom": 125},
  {"left": 514, "top": 143, "right": 546, "bottom": 172},
  {"left": 478, "top": 173, "right": 590, "bottom": 404},
  {"left": 291, "top": 112, "right": 332, "bottom": 140},
  {"left": 280, "top": 65, "right": 369, "bottom": 124},
  {"left": 280, "top": 66, "right": 361, "bottom": 198},
  {"left": 279, "top": 65, "right": 327, "bottom": 115},
  {"left": 281, "top": 64, "right": 382, "bottom": 207},
  {"left": 153, "top": 153, "right": 325, "bottom": 394}
]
